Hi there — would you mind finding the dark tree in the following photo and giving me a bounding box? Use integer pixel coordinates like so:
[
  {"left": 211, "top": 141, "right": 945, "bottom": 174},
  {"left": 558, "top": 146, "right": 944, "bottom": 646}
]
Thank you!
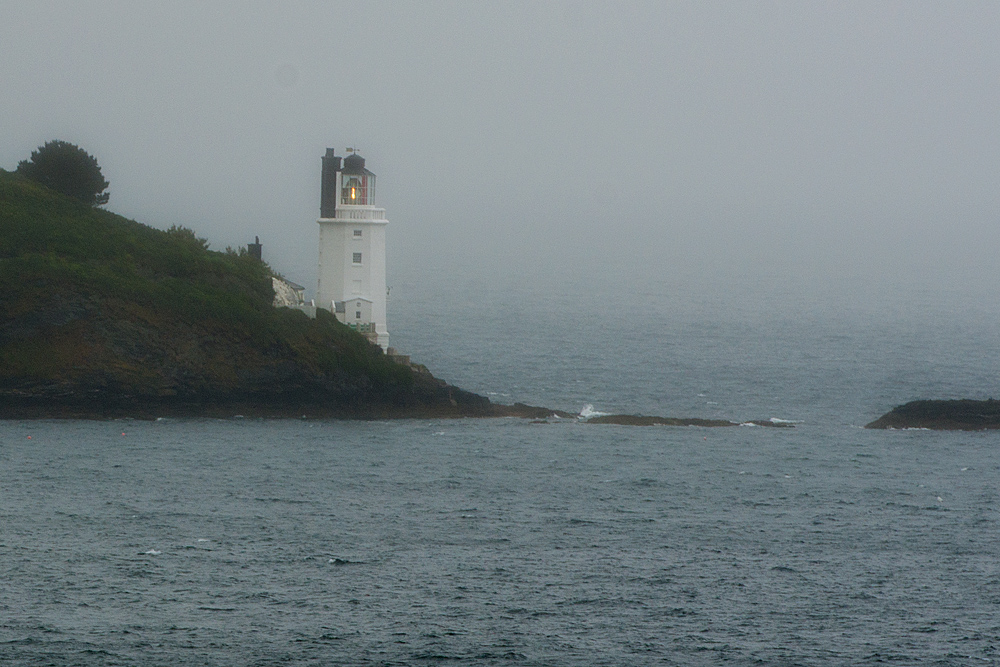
[{"left": 16, "top": 140, "right": 110, "bottom": 206}]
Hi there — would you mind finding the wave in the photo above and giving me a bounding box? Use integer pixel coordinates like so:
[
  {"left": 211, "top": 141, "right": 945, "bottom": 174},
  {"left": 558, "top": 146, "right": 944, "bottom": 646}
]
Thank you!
[
  {"left": 579, "top": 404, "right": 610, "bottom": 420},
  {"left": 739, "top": 417, "right": 801, "bottom": 427}
]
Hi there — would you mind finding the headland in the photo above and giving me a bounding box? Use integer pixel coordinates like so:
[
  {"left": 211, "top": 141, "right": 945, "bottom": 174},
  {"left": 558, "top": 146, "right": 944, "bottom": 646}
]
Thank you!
[{"left": 0, "top": 169, "right": 786, "bottom": 425}]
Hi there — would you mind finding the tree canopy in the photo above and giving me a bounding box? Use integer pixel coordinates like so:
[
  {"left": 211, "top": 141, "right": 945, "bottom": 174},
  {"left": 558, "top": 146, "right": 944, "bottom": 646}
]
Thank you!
[{"left": 16, "top": 140, "right": 110, "bottom": 207}]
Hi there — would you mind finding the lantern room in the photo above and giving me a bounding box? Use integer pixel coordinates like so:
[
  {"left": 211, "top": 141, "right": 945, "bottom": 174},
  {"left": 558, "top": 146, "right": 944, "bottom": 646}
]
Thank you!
[{"left": 340, "top": 153, "right": 375, "bottom": 206}]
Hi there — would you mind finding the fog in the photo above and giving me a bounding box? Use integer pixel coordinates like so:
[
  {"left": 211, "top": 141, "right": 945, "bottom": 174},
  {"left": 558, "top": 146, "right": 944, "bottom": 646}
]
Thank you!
[{"left": 4, "top": 1, "right": 1000, "bottom": 310}]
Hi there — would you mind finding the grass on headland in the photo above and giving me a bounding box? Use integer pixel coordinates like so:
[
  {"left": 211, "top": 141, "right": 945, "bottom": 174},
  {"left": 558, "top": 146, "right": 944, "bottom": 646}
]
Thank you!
[{"left": 0, "top": 168, "right": 412, "bottom": 399}]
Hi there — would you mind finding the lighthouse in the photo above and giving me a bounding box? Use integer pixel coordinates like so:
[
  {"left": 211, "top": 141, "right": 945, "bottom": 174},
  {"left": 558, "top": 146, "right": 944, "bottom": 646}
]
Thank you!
[{"left": 316, "top": 148, "right": 389, "bottom": 350}]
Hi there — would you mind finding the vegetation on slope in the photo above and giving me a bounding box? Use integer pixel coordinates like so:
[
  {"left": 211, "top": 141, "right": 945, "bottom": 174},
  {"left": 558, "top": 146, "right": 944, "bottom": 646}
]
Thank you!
[{"left": 0, "top": 168, "right": 485, "bottom": 417}]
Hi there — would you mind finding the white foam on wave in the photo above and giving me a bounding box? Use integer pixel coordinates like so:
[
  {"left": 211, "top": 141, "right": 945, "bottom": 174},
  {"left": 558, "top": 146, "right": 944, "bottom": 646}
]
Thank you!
[
  {"left": 143, "top": 549, "right": 161, "bottom": 555},
  {"left": 579, "top": 404, "right": 609, "bottom": 420},
  {"left": 769, "top": 417, "right": 803, "bottom": 424}
]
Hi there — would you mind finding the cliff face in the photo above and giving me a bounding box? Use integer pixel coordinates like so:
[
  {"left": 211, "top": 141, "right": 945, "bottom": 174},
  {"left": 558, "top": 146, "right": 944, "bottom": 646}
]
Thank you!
[{"left": 0, "top": 170, "right": 491, "bottom": 419}]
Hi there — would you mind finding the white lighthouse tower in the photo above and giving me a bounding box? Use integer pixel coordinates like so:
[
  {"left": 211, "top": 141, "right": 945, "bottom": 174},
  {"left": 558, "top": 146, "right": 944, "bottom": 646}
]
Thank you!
[{"left": 316, "top": 148, "right": 389, "bottom": 350}]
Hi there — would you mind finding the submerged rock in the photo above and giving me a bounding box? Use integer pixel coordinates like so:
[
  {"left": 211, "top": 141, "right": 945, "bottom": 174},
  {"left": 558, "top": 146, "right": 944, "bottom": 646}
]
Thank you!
[{"left": 583, "top": 415, "right": 794, "bottom": 427}]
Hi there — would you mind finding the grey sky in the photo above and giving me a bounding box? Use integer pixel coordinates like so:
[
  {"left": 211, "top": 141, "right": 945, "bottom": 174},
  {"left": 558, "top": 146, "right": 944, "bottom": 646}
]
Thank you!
[{"left": 4, "top": 1, "right": 999, "bottom": 303}]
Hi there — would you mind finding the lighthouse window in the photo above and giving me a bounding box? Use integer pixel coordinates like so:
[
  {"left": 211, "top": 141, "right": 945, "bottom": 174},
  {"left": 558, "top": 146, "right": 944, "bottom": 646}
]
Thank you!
[
  {"left": 353, "top": 252, "right": 362, "bottom": 264},
  {"left": 341, "top": 175, "right": 368, "bottom": 205},
  {"left": 356, "top": 311, "right": 361, "bottom": 319},
  {"left": 353, "top": 229, "right": 362, "bottom": 237}
]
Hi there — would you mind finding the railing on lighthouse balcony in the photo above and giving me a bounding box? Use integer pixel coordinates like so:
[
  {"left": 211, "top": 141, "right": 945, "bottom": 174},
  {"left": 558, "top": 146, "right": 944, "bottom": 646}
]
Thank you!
[{"left": 335, "top": 207, "right": 387, "bottom": 221}]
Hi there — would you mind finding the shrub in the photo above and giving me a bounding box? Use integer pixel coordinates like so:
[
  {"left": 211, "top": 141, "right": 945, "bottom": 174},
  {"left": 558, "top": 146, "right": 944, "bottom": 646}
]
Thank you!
[{"left": 16, "top": 140, "right": 110, "bottom": 206}]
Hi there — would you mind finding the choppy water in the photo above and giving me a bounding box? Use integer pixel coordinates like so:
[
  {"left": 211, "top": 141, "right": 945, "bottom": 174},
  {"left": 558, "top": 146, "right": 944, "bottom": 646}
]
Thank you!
[{"left": 3, "top": 277, "right": 1000, "bottom": 665}]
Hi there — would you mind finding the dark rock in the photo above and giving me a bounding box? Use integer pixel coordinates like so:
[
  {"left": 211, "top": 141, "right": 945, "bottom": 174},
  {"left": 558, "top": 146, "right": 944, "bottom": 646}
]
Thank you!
[{"left": 866, "top": 399, "right": 1000, "bottom": 430}]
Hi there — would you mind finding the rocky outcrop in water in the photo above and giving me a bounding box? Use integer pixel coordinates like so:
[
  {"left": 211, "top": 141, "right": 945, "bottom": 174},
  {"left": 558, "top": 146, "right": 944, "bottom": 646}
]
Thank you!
[{"left": 866, "top": 399, "right": 1000, "bottom": 430}]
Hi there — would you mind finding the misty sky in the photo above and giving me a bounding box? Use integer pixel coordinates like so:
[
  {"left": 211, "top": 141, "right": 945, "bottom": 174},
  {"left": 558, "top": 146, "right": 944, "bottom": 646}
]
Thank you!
[{"left": 4, "top": 1, "right": 999, "bottom": 304}]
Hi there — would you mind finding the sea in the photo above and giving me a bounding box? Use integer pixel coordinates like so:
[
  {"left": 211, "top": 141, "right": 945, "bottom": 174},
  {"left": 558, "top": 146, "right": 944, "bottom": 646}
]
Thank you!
[{"left": 3, "top": 272, "right": 1000, "bottom": 666}]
